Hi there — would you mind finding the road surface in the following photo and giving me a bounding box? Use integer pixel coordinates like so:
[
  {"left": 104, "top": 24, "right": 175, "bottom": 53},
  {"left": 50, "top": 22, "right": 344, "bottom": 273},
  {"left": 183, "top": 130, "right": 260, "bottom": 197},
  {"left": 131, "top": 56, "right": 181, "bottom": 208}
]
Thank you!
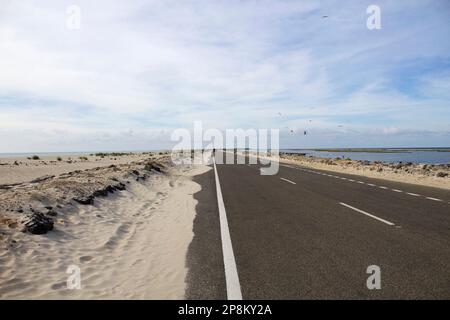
[{"left": 185, "top": 151, "right": 450, "bottom": 299}]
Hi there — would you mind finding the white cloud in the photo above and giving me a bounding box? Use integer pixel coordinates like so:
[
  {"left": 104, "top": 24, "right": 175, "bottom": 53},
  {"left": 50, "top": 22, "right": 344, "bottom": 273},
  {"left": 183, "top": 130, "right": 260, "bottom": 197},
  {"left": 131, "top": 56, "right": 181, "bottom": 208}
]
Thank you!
[{"left": 0, "top": 0, "right": 449, "bottom": 151}]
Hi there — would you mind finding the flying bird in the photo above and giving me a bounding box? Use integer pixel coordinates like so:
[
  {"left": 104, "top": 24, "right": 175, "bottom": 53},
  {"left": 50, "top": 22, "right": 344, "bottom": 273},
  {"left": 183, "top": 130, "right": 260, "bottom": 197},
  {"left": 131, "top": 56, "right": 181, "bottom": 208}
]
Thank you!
[{"left": 322, "top": 15, "right": 328, "bottom": 18}]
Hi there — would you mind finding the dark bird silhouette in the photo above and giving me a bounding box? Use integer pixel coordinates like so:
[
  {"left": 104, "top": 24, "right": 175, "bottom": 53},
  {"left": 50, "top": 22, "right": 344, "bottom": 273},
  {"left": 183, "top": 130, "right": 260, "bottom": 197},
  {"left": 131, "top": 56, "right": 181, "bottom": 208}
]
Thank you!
[{"left": 322, "top": 15, "right": 328, "bottom": 18}]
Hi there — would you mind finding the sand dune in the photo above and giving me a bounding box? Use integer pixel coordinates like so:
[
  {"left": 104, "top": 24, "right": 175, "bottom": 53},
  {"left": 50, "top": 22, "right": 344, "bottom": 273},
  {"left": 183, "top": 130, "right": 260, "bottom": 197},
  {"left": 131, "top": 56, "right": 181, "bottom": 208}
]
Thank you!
[
  {"left": 0, "top": 154, "right": 152, "bottom": 185},
  {"left": 0, "top": 152, "right": 211, "bottom": 299}
]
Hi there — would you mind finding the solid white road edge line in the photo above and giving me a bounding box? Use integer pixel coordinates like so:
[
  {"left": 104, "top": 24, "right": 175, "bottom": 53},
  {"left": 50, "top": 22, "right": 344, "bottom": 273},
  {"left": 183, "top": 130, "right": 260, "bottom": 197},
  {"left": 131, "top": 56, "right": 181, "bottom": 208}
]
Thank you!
[
  {"left": 280, "top": 177, "right": 296, "bottom": 184},
  {"left": 213, "top": 156, "right": 243, "bottom": 300},
  {"left": 339, "top": 202, "right": 395, "bottom": 226}
]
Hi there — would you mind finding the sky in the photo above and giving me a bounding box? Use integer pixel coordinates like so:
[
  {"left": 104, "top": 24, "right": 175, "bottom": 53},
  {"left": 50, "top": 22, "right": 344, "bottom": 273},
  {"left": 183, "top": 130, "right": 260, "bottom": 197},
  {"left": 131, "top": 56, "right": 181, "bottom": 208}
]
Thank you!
[{"left": 0, "top": 0, "right": 450, "bottom": 152}]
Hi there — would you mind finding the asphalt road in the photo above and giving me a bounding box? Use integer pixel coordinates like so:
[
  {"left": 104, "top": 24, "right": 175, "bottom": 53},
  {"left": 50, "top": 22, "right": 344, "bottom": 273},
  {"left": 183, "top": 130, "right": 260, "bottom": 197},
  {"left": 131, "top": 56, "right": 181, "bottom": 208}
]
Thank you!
[{"left": 186, "top": 151, "right": 450, "bottom": 299}]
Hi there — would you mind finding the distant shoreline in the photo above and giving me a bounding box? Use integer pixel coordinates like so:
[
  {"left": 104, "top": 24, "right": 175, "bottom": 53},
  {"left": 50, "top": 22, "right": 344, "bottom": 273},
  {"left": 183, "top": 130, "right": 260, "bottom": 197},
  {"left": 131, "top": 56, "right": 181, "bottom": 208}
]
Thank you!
[
  {"left": 284, "top": 147, "right": 450, "bottom": 153},
  {"left": 280, "top": 148, "right": 450, "bottom": 165}
]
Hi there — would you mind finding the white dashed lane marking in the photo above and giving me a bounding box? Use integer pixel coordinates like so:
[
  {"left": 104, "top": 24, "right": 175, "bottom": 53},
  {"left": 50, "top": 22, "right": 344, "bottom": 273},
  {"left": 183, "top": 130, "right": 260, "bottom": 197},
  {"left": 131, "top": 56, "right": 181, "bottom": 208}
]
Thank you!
[
  {"left": 280, "top": 164, "right": 448, "bottom": 204},
  {"left": 339, "top": 202, "right": 395, "bottom": 226},
  {"left": 426, "top": 197, "right": 443, "bottom": 202},
  {"left": 280, "top": 177, "right": 296, "bottom": 184}
]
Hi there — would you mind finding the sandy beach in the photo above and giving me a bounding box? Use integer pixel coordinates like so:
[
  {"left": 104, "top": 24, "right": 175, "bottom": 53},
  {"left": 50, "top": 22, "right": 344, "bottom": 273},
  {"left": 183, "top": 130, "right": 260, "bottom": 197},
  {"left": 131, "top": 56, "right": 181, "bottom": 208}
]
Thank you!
[{"left": 0, "top": 152, "right": 211, "bottom": 299}]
